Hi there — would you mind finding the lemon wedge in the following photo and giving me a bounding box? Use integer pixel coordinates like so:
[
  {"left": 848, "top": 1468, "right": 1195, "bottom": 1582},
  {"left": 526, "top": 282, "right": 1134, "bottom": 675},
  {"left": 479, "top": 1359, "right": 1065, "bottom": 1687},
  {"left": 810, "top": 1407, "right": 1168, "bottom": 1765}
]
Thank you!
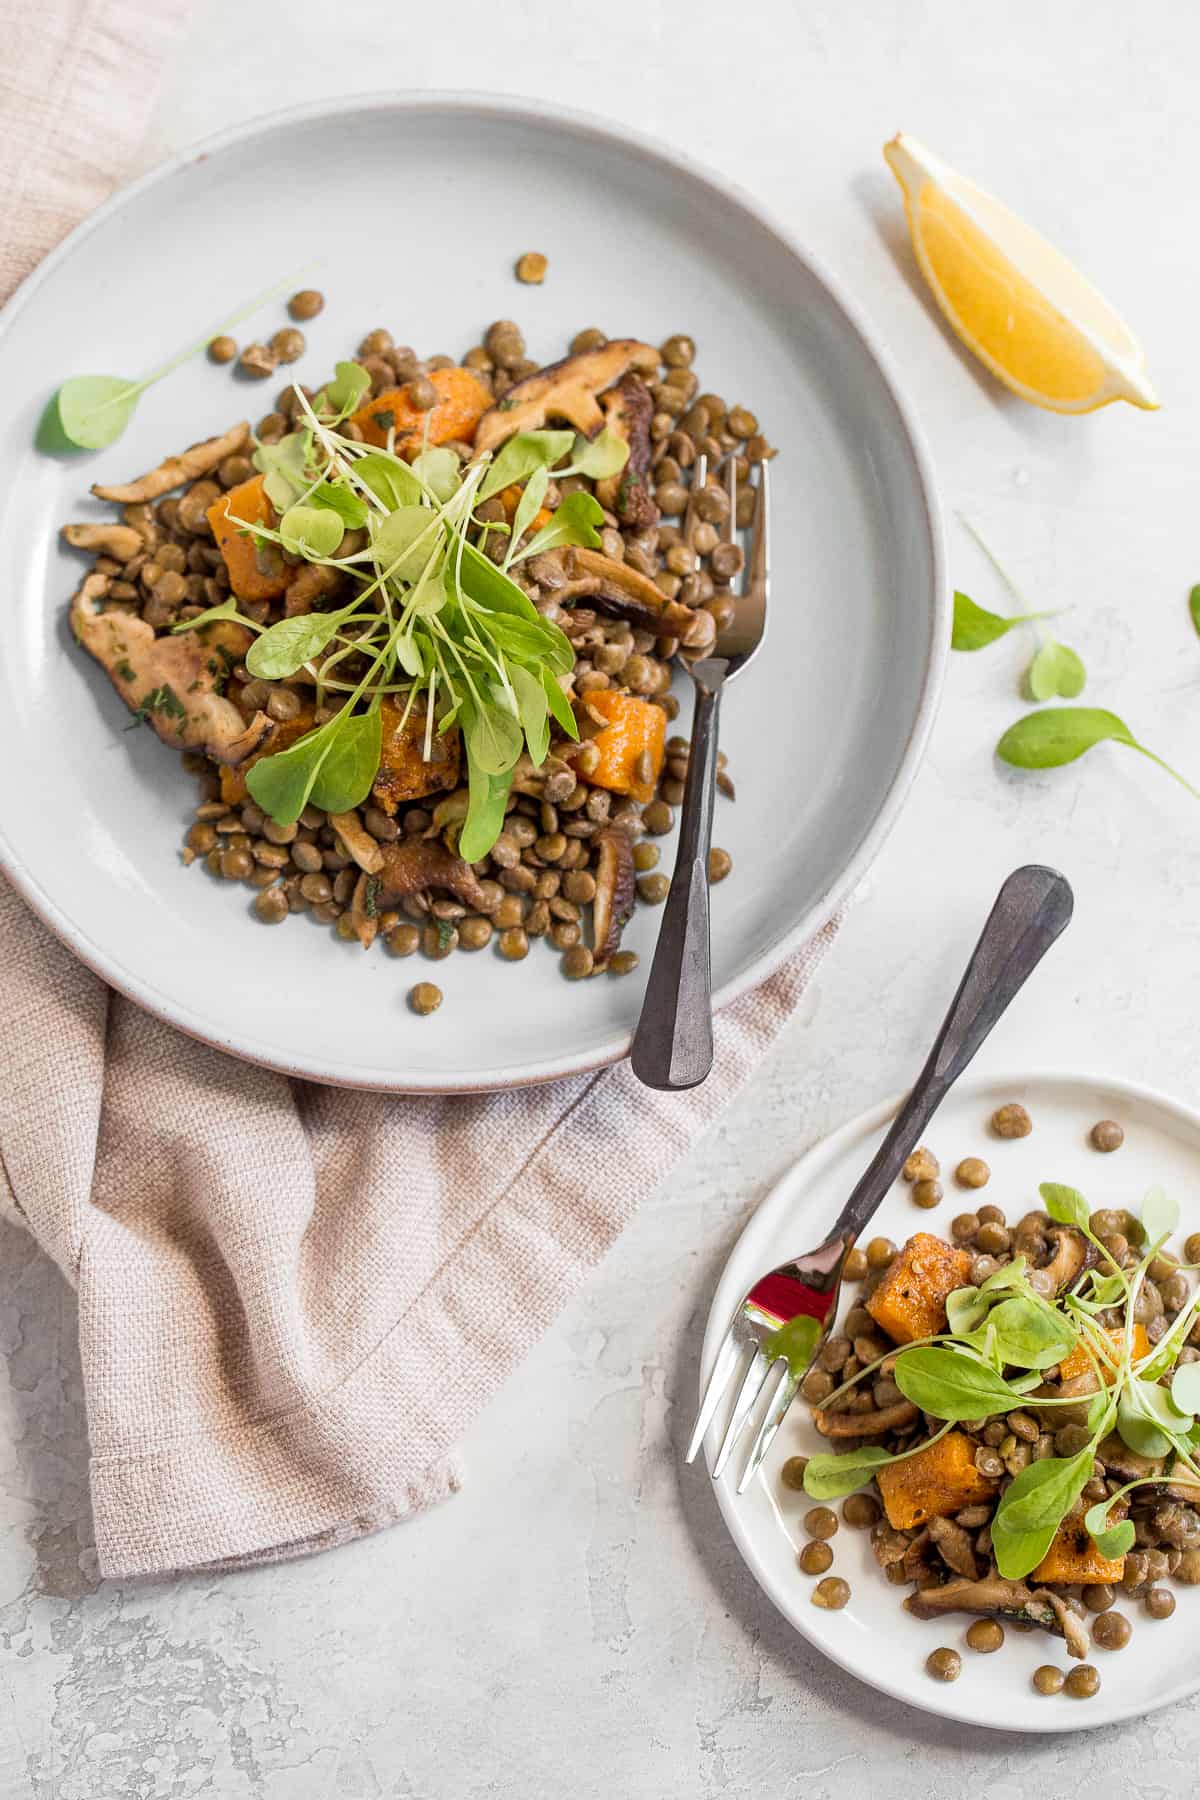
[{"left": 884, "top": 133, "right": 1157, "bottom": 414}]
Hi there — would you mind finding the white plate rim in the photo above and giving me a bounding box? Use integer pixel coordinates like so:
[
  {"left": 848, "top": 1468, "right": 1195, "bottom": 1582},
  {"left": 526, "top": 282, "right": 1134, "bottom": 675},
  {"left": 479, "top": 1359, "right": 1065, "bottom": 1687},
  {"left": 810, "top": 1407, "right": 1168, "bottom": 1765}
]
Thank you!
[
  {"left": 0, "top": 90, "right": 948, "bottom": 1093},
  {"left": 703, "top": 1066, "right": 1200, "bottom": 1733}
]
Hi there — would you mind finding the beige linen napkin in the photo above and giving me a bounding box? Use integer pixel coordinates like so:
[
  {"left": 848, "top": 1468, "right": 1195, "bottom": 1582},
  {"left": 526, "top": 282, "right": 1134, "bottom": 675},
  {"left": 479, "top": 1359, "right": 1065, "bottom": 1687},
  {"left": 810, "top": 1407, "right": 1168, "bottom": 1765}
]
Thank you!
[{"left": 0, "top": 2, "right": 841, "bottom": 1579}]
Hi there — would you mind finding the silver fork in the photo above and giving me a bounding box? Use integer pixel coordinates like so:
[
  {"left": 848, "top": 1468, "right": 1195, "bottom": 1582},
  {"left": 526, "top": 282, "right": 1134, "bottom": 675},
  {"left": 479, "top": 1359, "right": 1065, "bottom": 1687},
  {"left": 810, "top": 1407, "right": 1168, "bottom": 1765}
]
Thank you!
[
  {"left": 630, "top": 452, "right": 769, "bottom": 1091},
  {"left": 686, "top": 864, "right": 1075, "bottom": 1492}
]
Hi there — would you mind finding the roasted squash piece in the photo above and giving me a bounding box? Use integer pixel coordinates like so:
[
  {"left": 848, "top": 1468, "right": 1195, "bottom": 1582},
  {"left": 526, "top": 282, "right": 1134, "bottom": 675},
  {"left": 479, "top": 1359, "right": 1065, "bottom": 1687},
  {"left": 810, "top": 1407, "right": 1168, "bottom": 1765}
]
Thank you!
[
  {"left": 207, "top": 474, "right": 290, "bottom": 603},
  {"left": 218, "top": 704, "right": 316, "bottom": 806},
  {"left": 1032, "top": 1507, "right": 1126, "bottom": 1584},
  {"left": 351, "top": 367, "right": 490, "bottom": 453},
  {"left": 371, "top": 697, "right": 461, "bottom": 814},
  {"left": 584, "top": 690, "right": 666, "bottom": 805},
  {"left": 876, "top": 1430, "right": 999, "bottom": 1530},
  {"left": 1058, "top": 1323, "right": 1150, "bottom": 1384},
  {"left": 866, "top": 1232, "right": 973, "bottom": 1345}
]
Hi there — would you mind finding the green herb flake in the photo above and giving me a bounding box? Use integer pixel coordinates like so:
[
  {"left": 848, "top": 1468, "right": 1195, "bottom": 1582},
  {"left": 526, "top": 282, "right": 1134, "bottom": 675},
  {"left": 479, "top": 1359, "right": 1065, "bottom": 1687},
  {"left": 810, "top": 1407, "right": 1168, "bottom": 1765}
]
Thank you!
[
  {"left": 115, "top": 659, "right": 135, "bottom": 683},
  {"left": 371, "top": 409, "right": 395, "bottom": 432}
]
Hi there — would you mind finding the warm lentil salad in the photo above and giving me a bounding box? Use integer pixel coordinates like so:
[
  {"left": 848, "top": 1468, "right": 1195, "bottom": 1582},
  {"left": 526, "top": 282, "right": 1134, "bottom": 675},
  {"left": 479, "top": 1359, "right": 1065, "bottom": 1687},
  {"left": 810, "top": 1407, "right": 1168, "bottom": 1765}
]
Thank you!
[
  {"left": 782, "top": 1108, "right": 1200, "bottom": 1700},
  {"left": 63, "top": 313, "right": 767, "bottom": 989}
]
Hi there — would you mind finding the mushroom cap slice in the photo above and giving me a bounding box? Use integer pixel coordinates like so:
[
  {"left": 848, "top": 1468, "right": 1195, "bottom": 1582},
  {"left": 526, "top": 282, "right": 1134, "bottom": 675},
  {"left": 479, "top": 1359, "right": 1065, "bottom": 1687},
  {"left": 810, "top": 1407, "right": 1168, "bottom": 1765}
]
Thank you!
[
  {"left": 905, "top": 1576, "right": 1089, "bottom": 1654},
  {"left": 70, "top": 572, "right": 272, "bottom": 765},
  {"left": 595, "top": 375, "right": 658, "bottom": 529},
  {"left": 814, "top": 1399, "right": 919, "bottom": 1439},
  {"left": 373, "top": 840, "right": 487, "bottom": 913},
  {"left": 591, "top": 828, "right": 636, "bottom": 964},
  {"left": 474, "top": 340, "right": 659, "bottom": 455},
  {"left": 90, "top": 421, "right": 249, "bottom": 504},
  {"left": 531, "top": 546, "right": 694, "bottom": 640}
]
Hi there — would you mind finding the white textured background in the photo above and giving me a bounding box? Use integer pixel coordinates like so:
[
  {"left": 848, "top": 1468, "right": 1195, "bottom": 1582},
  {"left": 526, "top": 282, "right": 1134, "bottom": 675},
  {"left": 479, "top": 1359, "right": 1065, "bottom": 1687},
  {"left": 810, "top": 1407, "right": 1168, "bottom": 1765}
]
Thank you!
[{"left": 5, "top": 2, "right": 1200, "bottom": 1794}]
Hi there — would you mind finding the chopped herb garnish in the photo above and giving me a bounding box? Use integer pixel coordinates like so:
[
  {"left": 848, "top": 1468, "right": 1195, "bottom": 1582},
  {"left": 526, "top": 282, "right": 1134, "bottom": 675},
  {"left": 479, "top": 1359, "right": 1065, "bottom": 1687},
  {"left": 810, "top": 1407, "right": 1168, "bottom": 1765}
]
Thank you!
[
  {"left": 115, "top": 659, "right": 135, "bottom": 683},
  {"left": 371, "top": 409, "right": 395, "bottom": 432}
]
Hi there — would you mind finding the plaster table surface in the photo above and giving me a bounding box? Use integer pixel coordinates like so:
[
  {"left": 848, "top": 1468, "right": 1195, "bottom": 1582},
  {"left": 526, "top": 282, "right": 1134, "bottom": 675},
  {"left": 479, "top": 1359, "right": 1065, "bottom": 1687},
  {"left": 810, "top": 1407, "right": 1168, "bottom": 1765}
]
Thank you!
[{"left": 4, "top": 2, "right": 1200, "bottom": 1794}]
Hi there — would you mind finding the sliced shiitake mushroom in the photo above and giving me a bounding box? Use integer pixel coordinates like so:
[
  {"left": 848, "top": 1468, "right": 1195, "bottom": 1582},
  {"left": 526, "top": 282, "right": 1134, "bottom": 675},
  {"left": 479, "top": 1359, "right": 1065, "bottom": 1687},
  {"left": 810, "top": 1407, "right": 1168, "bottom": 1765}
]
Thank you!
[
  {"left": 372, "top": 840, "right": 487, "bottom": 913},
  {"left": 591, "top": 828, "right": 635, "bottom": 964},
  {"left": 90, "top": 422, "right": 250, "bottom": 504},
  {"left": 530, "top": 546, "right": 693, "bottom": 640},
  {"left": 595, "top": 374, "right": 658, "bottom": 529},
  {"left": 474, "top": 340, "right": 659, "bottom": 454},
  {"left": 60, "top": 522, "right": 144, "bottom": 561}
]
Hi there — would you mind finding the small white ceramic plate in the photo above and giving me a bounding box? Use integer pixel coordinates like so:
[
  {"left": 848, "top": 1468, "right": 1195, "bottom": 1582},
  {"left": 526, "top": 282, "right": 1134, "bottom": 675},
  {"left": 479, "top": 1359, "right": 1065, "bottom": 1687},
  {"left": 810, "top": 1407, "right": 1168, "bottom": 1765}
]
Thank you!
[
  {"left": 0, "top": 94, "right": 945, "bottom": 1091},
  {"left": 702, "top": 1070, "right": 1200, "bottom": 1731}
]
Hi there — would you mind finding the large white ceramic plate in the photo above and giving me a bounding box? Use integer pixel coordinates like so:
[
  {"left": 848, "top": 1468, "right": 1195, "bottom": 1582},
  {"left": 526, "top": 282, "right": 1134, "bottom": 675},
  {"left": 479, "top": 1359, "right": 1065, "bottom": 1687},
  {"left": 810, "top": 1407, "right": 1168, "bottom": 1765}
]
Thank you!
[
  {"left": 0, "top": 94, "right": 945, "bottom": 1092},
  {"left": 703, "top": 1071, "right": 1200, "bottom": 1731}
]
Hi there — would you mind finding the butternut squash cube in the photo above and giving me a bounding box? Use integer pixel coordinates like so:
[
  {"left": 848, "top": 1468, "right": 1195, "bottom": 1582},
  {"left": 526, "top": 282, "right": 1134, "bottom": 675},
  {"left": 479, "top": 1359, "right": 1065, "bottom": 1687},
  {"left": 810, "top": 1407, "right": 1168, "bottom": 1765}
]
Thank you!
[
  {"left": 1032, "top": 1507, "right": 1125, "bottom": 1584},
  {"left": 866, "top": 1232, "right": 973, "bottom": 1345},
  {"left": 876, "top": 1430, "right": 999, "bottom": 1530},
  {"left": 1058, "top": 1324, "right": 1149, "bottom": 1384}
]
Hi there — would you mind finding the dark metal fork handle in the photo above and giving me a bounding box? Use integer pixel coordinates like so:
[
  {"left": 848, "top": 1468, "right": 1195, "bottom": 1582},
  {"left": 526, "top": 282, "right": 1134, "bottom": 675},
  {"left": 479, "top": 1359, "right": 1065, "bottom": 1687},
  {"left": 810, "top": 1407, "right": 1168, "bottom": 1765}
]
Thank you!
[
  {"left": 832, "top": 864, "right": 1074, "bottom": 1240},
  {"left": 630, "top": 670, "right": 725, "bottom": 1089}
]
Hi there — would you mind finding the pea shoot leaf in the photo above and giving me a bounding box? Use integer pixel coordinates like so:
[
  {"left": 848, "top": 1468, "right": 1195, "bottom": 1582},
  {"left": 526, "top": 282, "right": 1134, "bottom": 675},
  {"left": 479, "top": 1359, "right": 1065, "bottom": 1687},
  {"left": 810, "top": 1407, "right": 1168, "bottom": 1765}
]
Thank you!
[
  {"left": 308, "top": 706, "right": 381, "bottom": 813},
  {"left": 1142, "top": 1184, "right": 1179, "bottom": 1244},
  {"left": 478, "top": 429, "right": 575, "bottom": 502},
  {"left": 1039, "top": 1182, "right": 1090, "bottom": 1231},
  {"left": 1084, "top": 1498, "right": 1136, "bottom": 1560},
  {"left": 373, "top": 506, "right": 443, "bottom": 582},
  {"left": 509, "top": 663, "right": 550, "bottom": 767},
  {"left": 1026, "top": 640, "right": 1086, "bottom": 701},
  {"left": 991, "top": 1450, "right": 1093, "bottom": 1580},
  {"left": 891, "top": 1346, "right": 1020, "bottom": 1421},
  {"left": 170, "top": 598, "right": 249, "bottom": 635},
  {"left": 567, "top": 427, "right": 630, "bottom": 481},
  {"left": 279, "top": 504, "right": 343, "bottom": 558},
  {"left": 255, "top": 432, "right": 312, "bottom": 511},
  {"left": 355, "top": 453, "right": 423, "bottom": 510},
  {"left": 54, "top": 375, "right": 141, "bottom": 451},
  {"left": 310, "top": 480, "right": 368, "bottom": 528},
  {"left": 801, "top": 1445, "right": 897, "bottom": 1501},
  {"left": 246, "top": 609, "right": 348, "bottom": 679},
  {"left": 324, "top": 360, "right": 370, "bottom": 417},
  {"left": 515, "top": 491, "right": 604, "bottom": 562},
  {"left": 1172, "top": 1363, "right": 1200, "bottom": 1415},
  {"left": 411, "top": 447, "right": 461, "bottom": 503}
]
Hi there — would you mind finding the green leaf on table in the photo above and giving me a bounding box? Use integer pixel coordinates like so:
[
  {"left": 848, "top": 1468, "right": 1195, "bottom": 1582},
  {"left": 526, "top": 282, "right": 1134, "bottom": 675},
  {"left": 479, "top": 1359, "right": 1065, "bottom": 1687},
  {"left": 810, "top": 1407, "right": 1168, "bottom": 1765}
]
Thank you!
[
  {"left": 1141, "top": 1184, "right": 1179, "bottom": 1244},
  {"left": 246, "top": 609, "right": 348, "bottom": 679},
  {"left": 1039, "top": 1182, "right": 1090, "bottom": 1231},
  {"left": 997, "top": 707, "right": 1200, "bottom": 798},
  {"left": 1026, "top": 640, "right": 1087, "bottom": 701},
  {"left": 991, "top": 1450, "right": 1093, "bottom": 1579},
  {"left": 891, "top": 1346, "right": 1020, "bottom": 1421},
  {"left": 53, "top": 375, "right": 142, "bottom": 451},
  {"left": 951, "top": 589, "right": 1047, "bottom": 651},
  {"left": 1189, "top": 585, "right": 1200, "bottom": 640},
  {"left": 478, "top": 429, "right": 575, "bottom": 501},
  {"left": 278, "top": 504, "right": 344, "bottom": 559}
]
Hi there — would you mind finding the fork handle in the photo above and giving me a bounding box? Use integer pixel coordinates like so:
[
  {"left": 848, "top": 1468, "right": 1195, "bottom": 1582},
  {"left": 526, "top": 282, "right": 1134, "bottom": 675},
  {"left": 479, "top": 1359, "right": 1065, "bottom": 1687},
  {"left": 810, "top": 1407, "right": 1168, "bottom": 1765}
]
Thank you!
[
  {"left": 630, "top": 675, "right": 724, "bottom": 1090},
  {"left": 832, "top": 864, "right": 1074, "bottom": 1239}
]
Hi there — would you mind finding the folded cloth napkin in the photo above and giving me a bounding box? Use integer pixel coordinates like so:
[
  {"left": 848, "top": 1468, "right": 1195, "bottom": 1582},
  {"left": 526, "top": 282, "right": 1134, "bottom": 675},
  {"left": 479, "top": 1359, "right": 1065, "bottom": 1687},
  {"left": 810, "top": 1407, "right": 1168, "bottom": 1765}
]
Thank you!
[{"left": 0, "top": 0, "right": 842, "bottom": 1579}]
